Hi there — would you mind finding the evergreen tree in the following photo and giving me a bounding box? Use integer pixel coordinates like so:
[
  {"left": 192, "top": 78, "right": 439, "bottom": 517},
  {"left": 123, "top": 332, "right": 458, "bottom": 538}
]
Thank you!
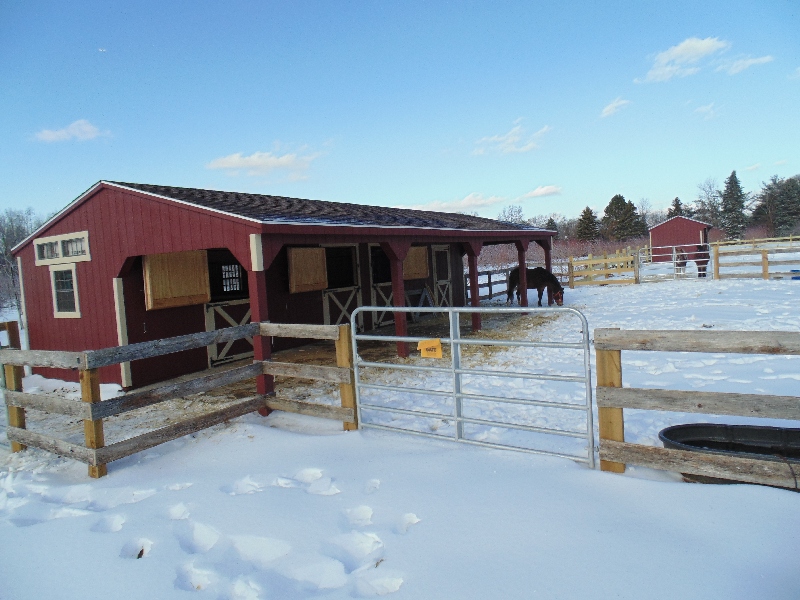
[
  {"left": 576, "top": 207, "right": 600, "bottom": 241},
  {"left": 750, "top": 175, "right": 800, "bottom": 236},
  {"left": 600, "top": 194, "right": 648, "bottom": 241},
  {"left": 544, "top": 217, "right": 559, "bottom": 238},
  {"left": 720, "top": 170, "right": 748, "bottom": 239},
  {"left": 666, "top": 197, "right": 684, "bottom": 218}
]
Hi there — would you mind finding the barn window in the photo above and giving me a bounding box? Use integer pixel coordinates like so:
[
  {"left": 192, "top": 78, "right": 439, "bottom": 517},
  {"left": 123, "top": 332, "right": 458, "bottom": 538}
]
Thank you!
[
  {"left": 207, "top": 249, "right": 249, "bottom": 302},
  {"left": 288, "top": 247, "right": 328, "bottom": 293},
  {"left": 49, "top": 264, "right": 81, "bottom": 318},
  {"left": 34, "top": 231, "right": 91, "bottom": 266},
  {"left": 325, "top": 246, "right": 357, "bottom": 289}
]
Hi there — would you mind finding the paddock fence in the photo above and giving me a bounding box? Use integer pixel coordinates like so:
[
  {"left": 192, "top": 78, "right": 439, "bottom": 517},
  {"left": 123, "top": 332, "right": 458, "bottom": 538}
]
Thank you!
[
  {"left": 594, "top": 328, "right": 800, "bottom": 488},
  {"left": 0, "top": 321, "right": 357, "bottom": 478},
  {"left": 567, "top": 250, "right": 638, "bottom": 288},
  {"left": 712, "top": 242, "right": 800, "bottom": 281}
]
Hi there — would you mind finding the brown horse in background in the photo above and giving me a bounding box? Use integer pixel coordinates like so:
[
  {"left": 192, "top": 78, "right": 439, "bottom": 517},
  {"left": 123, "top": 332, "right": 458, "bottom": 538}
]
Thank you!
[
  {"left": 692, "top": 244, "right": 710, "bottom": 277},
  {"left": 506, "top": 267, "right": 564, "bottom": 306}
]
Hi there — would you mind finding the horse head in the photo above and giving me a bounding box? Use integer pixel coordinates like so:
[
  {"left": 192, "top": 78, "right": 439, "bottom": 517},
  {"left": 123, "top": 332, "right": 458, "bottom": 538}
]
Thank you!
[{"left": 553, "top": 288, "right": 564, "bottom": 306}]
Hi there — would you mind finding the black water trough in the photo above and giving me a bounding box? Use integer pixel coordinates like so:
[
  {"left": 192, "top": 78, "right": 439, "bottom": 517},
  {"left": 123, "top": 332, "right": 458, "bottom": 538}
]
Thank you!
[{"left": 658, "top": 423, "right": 800, "bottom": 488}]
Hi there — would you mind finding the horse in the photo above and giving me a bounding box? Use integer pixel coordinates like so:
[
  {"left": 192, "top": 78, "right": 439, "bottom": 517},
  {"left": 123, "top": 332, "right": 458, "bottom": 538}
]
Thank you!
[
  {"left": 675, "top": 248, "right": 688, "bottom": 275},
  {"left": 692, "top": 244, "right": 710, "bottom": 278},
  {"left": 506, "top": 266, "right": 564, "bottom": 306}
]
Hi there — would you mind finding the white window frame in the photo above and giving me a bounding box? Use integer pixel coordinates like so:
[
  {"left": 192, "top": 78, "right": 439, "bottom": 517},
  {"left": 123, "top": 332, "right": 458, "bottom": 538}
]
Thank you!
[
  {"left": 49, "top": 263, "right": 81, "bottom": 319},
  {"left": 34, "top": 230, "right": 91, "bottom": 267}
]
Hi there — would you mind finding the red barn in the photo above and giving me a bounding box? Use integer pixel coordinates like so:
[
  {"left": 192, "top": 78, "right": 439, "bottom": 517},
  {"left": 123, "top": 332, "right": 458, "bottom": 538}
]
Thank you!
[
  {"left": 648, "top": 216, "right": 713, "bottom": 262},
  {"left": 12, "top": 182, "right": 553, "bottom": 390}
]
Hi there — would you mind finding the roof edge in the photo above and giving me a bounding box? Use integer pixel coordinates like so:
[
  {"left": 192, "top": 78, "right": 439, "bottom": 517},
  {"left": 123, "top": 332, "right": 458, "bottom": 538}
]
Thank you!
[{"left": 649, "top": 215, "right": 714, "bottom": 230}]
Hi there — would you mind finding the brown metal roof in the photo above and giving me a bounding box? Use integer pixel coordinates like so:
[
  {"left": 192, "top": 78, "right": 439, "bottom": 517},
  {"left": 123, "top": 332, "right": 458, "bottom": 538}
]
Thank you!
[{"left": 109, "top": 182, "right": 545, "bottom": 232}]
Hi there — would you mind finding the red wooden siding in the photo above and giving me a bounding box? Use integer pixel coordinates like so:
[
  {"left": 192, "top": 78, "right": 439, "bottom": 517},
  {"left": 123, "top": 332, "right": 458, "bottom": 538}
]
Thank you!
[
  {"left": 19, "top": 185, "right": 260, "bottom": 384},
  {"left": 649, "top": 217, "right": 712, "bottom": 262}
]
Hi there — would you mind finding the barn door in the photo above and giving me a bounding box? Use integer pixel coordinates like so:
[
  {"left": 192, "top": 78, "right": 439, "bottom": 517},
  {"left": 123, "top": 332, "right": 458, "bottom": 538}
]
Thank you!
[
  {"left": 432, "top": 245, "right": 453, "bottom": 307},
  {"left": 322, "top": 245, "right": 364, "bottom": 329},
  {"left": 204, "top": 299, "right": 254, "bottom": 367}
]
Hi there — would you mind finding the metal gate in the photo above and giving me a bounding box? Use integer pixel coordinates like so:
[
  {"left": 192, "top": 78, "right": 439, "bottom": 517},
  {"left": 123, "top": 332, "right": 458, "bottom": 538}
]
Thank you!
[{"left": 350, "top": 306, "right": 595, "bottom": 467}]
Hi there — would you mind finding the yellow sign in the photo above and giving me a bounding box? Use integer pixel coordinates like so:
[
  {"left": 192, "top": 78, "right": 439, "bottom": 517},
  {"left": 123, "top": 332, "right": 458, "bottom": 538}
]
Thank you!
[{"left": 417, "top": 338, "right": 443, "bottom": 358}]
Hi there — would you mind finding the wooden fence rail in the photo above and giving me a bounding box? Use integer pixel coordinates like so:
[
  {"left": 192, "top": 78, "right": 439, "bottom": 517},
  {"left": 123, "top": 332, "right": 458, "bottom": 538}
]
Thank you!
[
  {"left": 2, "top": 320, "right": 358, "bottom": 478},
  {"left": 594, "top": 327, "right": 800, "bottom": 488},
  {"left": 568, "top": 251, "right": 639, "bottom": 289},
  {"left": 713, "top": 245, "right": 800, "bottom": 280}
]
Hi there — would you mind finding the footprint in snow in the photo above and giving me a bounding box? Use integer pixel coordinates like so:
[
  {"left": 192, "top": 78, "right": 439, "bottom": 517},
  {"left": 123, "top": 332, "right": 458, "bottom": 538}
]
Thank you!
[
  {"left": 325, "top": 531, "right": 384, "bottom": 572},
  {"left": 222, "top": 475, "right": 264, "bottom": 495},
  {"left": 354, "top": 568, "right": 405, "bottom": 597},
  {"left": 345, "top": 505, "right": 374, "bottom": 527},
  {"left": 174, "top": 562, "right": 216, "bottom": 592},
  {"left": 225, "top": 578, "right": 262, "bottom": 600},
  {"left": 166, "top": 483, "right": 193, "bottom": 492},
  {"left": 364, "top": 479, "right": 380, "bottom": 494},
  {"left": 168, "top": 503, "right": 190, "bottom": 520},
  {"left": 174, "top": 520, "right": 221, "bottom": 554},
  {"left": 91, "top": 513, "right": 126, "bottom": 532},
  {"left": 230, "top": 534, "right": 291, "bottom": 568},
  {"left": 271, "top": 468, "right": 340, "bottom": 495},
  {"left": 120, "top": 538, "right": 153, "bottom": 559},
  {"left": 396, "top": 513, "right": 421, "bottom": 534}
]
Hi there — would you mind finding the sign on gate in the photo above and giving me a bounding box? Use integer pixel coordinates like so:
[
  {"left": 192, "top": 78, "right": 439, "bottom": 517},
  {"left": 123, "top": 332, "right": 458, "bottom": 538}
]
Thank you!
[{"left": 350, "top": 306, "right": 596, "bottom": 468}]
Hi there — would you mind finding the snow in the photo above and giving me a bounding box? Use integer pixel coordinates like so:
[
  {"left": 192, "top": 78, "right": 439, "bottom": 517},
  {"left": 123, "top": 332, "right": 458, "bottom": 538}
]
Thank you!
[{"left": 1, "top": 278, "right": 800, "bottom": 599}]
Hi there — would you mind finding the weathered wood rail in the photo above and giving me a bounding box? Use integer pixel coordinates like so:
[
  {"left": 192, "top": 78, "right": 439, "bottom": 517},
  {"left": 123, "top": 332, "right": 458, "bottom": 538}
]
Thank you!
[
  {"left": 595, "top": 328, "right": 800, "bottom": 489},
  {"left": 568, "top": 251, "right": 639, "bottom": 289},
  {"left": 2, "top": 320, "right": 358, "bottom": 478}
]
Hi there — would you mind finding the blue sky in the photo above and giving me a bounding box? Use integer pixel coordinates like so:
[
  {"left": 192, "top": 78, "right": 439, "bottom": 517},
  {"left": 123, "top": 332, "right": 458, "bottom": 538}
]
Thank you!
[{"left": 1, "top": 1, "right": 798, "bottom": 220}]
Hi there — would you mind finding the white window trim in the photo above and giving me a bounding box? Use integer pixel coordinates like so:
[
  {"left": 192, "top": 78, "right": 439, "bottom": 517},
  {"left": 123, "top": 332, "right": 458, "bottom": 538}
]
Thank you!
[
  {"left": 34, "top": 230, "right": 91, "bottom": 267},
  {"left": 49, "top": 264, "right": 81, "bottom": 319}
]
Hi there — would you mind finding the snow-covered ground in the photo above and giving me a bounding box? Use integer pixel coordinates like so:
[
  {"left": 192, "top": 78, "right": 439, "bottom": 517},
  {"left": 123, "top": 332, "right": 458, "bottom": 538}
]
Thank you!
[{"left": 2, "top": 278, "right": 800, "bottom": 599}]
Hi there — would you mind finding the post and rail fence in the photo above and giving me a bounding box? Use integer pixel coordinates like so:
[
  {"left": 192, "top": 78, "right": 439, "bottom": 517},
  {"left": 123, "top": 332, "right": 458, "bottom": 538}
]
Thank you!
[
  {"left": 595, "top": 328, "right": 800, "bottom": 488},
  {"left": 1, "top": 320, "right": 357, "bottom": 478}
]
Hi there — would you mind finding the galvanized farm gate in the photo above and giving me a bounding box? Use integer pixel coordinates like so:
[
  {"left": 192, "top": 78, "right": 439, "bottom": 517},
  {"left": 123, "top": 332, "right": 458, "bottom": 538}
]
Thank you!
[{"left": 350, "top": 306, "right": 595, "bottom": 467}]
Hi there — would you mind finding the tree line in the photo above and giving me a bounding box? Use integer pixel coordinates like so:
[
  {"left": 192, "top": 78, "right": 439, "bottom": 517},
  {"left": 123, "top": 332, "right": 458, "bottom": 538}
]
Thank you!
[{"left": 498, "top": 170, "right": 800, "bottom": 243}]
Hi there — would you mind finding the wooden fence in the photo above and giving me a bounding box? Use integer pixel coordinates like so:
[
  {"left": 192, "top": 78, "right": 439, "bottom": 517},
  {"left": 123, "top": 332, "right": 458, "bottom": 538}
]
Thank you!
[
  {"left": 1, "top": 321, "right": 357, "bottom": 478},
  {"left": 712, "top": 234, "right": 799, "bottom": 249},
  {"left": 713, "top": 245, "right": 800, "bottom": 280},
  {"left": 595, "top": 328, "right": 800, "bottom": 488},
  {"left": 567, "top": 250, "right": 639, "bottom": 288}
]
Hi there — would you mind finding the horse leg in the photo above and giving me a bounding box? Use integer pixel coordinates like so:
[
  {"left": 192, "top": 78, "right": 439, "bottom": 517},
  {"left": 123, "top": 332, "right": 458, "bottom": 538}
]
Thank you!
[{"left": 537, "top": 287, "right": 544, "bottom": 307}]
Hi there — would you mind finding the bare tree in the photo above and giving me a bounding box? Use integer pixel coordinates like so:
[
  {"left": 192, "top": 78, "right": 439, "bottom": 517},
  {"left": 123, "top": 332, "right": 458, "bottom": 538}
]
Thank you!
[
  {"left": 497, "top": 205, "right": 525, "bottom": 224},
  {"left": 0, "top": 208, "right": 44, "bottom": 318}
]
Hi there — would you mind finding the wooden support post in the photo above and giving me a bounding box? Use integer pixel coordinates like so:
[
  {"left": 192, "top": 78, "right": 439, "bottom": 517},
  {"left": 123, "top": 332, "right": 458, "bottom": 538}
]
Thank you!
[
  {"left": 464, "top": 241, "right": 484, "bottom": 331},
  {"left": 761, "top": 250, "right": 769, "bottom": 280},
  {"left": 381, "top": 241, "right": 411, "bottom": 357},
  {"left": 487, "top": 273, "right": 493, "bottom": 299},
  {"left": 4, "top": 321, "right": 26, "bottom": 452},
  {"left": 81, "top": 368, "right": 107, "bottom": 478},
  {"left": 248, "top": 234, "right": 274, "bottom": 412},
  {"left": 596, "top": 343, "right": 625, "bottom": 473},
  {"left": 713, "top": 245, "right": 720, "bottom": 279},
  {"left": 514, "top": 240, "right": 528, "bottom": 309},
  {"left": 336, "top": 324, "right": 358, "bottom": 431}
]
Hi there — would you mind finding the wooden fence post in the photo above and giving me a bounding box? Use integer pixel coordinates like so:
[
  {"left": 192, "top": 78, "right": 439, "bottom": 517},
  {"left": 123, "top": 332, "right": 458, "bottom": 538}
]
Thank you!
[
  {"left": 336, "top": 324, "right": 358, "bottom": 431},
  {"left": 712, "top": 245, "right": 720, "bottom": 279},
  {"left": 633, "top": 253, "right": 640, "bottom": 284},
  {"left": 4, "top": 322, "right": 26, "bottom": 452},
  {"left": 597, "top": 340, "right": 625, "bottom": 473},
  {"left": 761, "top": 250, "right": 769, "bottom": 280},
  {"left": 81, "top": 368, "right": 107, "bottom": 478},
  {"left": 568, "top": 257, "right": 574, "bottom": 289}
]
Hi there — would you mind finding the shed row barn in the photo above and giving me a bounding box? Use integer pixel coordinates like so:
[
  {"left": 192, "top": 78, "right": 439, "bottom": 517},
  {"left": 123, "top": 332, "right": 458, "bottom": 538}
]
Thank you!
[{"left": 12, "top": 182, "right": 555, "bottom": 390}]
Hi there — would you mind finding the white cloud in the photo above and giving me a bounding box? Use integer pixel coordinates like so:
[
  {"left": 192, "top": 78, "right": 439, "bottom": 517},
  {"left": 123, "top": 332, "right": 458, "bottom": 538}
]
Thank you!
[
  {"left": 206, "top": 149, "right": 320, "bottom": 178},
  {"left": 718, "top": 55, "right": 773, "bottom": 75},
  {"left": 35, "top": 119, "right": 109, "bottom": 142},
  {"left": 473, "top": 120, "right": 551, "bottom": 155},
  {"left": 694, "top": 102, "right": 717, "bottom": 120},
  {"left": 601, "top": 97, "right": 631, "bottom": 118},
  {"left": 405, "top": 192, "right": 507, "bottom": 212},
  {"left": 517, "top": 186, "right": 562, "bottom": 199},
  {"left": 775, "top": 159, "right": 788, "bottom": 166},
  {"left": 745, "top": 163, "right": 761, "bottom": 171},
  {"left": 639, "top": 37, "right": 729, "bottom": 82}
]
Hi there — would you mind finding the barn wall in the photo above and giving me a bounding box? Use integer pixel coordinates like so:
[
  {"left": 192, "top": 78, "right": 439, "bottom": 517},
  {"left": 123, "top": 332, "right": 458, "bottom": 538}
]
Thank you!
[
  {"left": 20, "top": 185, "right": 260, "bottom": 384},
  {"left": 649, "top": 218, "right": 710, "bottom": 262}
]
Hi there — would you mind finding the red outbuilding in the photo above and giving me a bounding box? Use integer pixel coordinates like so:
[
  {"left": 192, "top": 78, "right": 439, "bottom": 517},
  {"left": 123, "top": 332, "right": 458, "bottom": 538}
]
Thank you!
[
  {"left": 12, "top": 182, "right": 554, "bottom": 390},
  {"left": 648, "top": 216, "right": 713, "bottom": 262}
]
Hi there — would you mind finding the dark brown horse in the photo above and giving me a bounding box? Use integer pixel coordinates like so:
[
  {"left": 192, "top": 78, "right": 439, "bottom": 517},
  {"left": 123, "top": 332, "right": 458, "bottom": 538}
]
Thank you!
[
  {"left": 506, "top": 267, "right": 564, "bottom": 306},
  {"left": 692, "top": 244, "right": 710, "bottom": 277}
]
